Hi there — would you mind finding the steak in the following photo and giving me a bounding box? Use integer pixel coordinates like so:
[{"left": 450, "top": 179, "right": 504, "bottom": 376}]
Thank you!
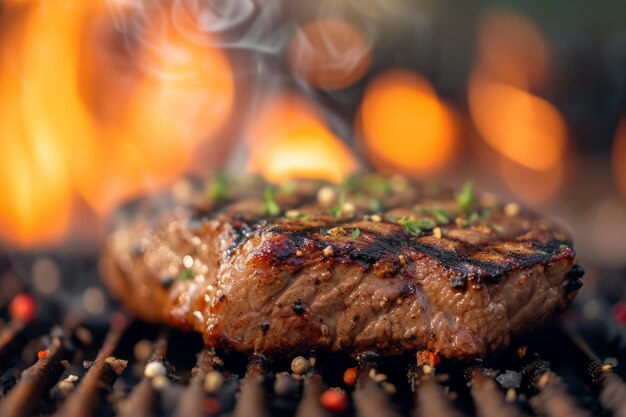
[{"left": 100, "top": 175, "right": 583, "bottom": 359}]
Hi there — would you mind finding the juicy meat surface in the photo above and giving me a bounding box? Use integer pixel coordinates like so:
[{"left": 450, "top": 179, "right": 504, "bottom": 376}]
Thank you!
[{"left": 100, "top": 176, "right": 583, "bottom": 359}]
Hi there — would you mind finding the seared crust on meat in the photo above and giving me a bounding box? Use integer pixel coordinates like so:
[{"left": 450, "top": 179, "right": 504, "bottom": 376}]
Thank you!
[{"left": 100, "top": 175, "right": 582, "bottom": 359}]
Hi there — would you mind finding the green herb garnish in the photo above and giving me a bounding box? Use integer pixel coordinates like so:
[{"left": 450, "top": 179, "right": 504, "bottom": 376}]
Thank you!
[
  {"left": 263, "top": 186, "right": 281, "bottom": 216},
  {"left": 352, "top": 228, "right": 361, "bottom": 240},
  {"left": 179, "top": 268, "right": 193, "bottom": 282},
  {"left": 330, "top": 190, "right": 347, "bottom": 218},
  {"left": 492, "top": 224, "right": 504, "bottom": 234},
  {"left": 365, "top": 174, "right": 392, "bottom": 194},
  {"left": 433, "top": 208, "right": 450, "bottom": 224},
  {"left": 468, "top": 211, "right": 479, "bottom": 224},
  {"left": 386, "top": 214, "right": 399, "bottom": 222},
  {"left": 208, "top": 173, "right": 229, "bottom": 202},
  {"left": 417, "top": 218, "right": 436, "bottom": 230},
  {"left": 480, "top": 209, "right": 492, "bottom": 219},
  {"left": 398, "top": 216, "right": 422, "bottom": 236},
  {"left": 369, "top": 198, "right": 383, "bottom": 212},
  {"left": 456, "top": 180, "right": 475, "bottom": 213},
  {"left": 279, "top": 181, "right": 297, "bottom": 195}
]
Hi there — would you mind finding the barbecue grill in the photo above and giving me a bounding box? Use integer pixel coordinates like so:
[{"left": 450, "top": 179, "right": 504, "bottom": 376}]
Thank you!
[
  {"left": 1, "top": 257, "right": 626, "bottom": 417},
  {"left": 2, "top": 2, "right": 626, "bottom": 417}
]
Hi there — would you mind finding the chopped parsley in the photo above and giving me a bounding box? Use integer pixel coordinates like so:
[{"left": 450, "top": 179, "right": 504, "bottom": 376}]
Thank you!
[
  {"left": 352, "top": 228, "right": 361, "bottom": 240},
  {"left": 279, "top": 181, "right": 297, "bottom": 195},
  {"left": 263, "top": 186, "right": 281, "bottom": 216},
  {"left": 468, "top": 211, "right": 479, "bottom": 224},
  {"left": 208, "top": 173, "right": 229, "bottom": 202},
  {"left": 178, "top": 268, "right": 193, "bottom": 282},
  {"left": 417, "top": 218, "right": 436, "bottom": 230},
  {"left": 369, "top": 198, "right": 383, "bottom": 212},
  {"left": 480, "top": 209, "right": 492, "bottom": 219},
  {"left": 398, "top": 216, "right": 422, "bottom": 236},
  {"left": 456, "top": 180, "right": 475, "bottom": 213},
  {"left": 386, "top": 214, "right": 399, "bottom": 222},
  {"left": 433, "top": 208, "right": 450, "bottom": 224},
  {"left": 344, "top": 174, "right": 391, "bottom": 194},
  {"left": 330, "top": 190, "right": 347, "bottom": 218},
  {"left": 492, "top": 224, "right": 504, "bottom": 234}
]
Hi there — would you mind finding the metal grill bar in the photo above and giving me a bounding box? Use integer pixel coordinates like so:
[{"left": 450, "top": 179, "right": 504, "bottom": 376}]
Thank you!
[
  {"left": 172, "top": 350, "right": 215, "bottom": 417},
  {"left": 521, "top": 359, "right": 590, "bottom": 417},
  {"left": 115, "top": 337, "right": 168, "bottom": 417},
  {"left": 353, "top": 358, "right": 401, "bottom": 417},
  {"left": 469, "top": 369, "right": 528, "bottom": 417},
  {"left": 414, "top": 375, "right": 464, "bottom": 417},
  {"left": 0, "top": 337, "right": 66, "bottom": 417},
  {"left": 232, "top": 354, "right": 269, "bottom": 417},
  {"left": 0, "top": 317, "right": 623, "bottom": 417},
  {"left": 296, "top": 373, "right": 332, "bottom": 417},
  {"left": 52, "top": 317, "right": 127, "bottom": 417},
  {"left": 0, "top": 320, "right": 26, "bottom": 376}
]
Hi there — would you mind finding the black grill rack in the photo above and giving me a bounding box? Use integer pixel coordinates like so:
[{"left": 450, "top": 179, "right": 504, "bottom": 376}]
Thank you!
[{"left": 1, "top": 313, "right": 626, "bottom": 417}]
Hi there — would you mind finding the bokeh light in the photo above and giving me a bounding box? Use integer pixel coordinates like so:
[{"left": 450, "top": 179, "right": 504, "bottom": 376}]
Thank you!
[
  {"left": 468, "top": 72, "right": 566, "bottom": 172},
  {"left": 477, "top": 8, "right": 549, "bottom": 89},
  {"left": 247, "top": 93, "right": 358, "bottom": 183},
  {"left": 357, "top": 69, "right": 457, "bottom": 175},
  {"left": 288, "top": 18, "right": 371, "bottom": 90}
]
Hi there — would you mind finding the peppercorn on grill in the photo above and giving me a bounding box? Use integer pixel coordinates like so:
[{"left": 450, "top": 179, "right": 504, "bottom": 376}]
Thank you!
[{"left": 1, "top": 306, "right": 625, "bottom": 417}]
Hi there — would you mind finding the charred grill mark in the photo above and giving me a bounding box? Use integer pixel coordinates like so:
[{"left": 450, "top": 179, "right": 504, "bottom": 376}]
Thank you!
[
  {"left": 254, "top": 222, "right": 574, "bottom": 289},
  {"left": 214, "top": 199, "right": 575, "bottom": 292},
  {"left": 224, "top": 217, "right": 269, "bottom": 257},
  {"left": 450, "top": 276, "right": 468, "bottom": 290}
]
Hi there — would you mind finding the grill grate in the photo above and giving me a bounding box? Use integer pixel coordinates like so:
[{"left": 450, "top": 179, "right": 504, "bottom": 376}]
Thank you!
[{"left": 0, "top": 312, "right": 625, "bottom": 417}]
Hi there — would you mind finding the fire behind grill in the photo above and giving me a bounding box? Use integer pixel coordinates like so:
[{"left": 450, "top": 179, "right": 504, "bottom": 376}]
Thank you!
[{"left": 1, "top": 307, "right": 626, "bottom": 417}]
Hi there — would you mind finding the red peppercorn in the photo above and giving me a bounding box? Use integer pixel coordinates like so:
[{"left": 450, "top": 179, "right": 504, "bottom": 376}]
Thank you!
[
  {"left": 202, "top": 397, "right": 221, "bottom": 415},
  {"left": 343, "top": 367, "right": 357, "bottom": 387},
  {"left": 37, "top": 350, "right": 49, "bottom": 360},
  {"left": 9, "top": 293, "right": 37, "bottom": 323},
  {"left": 613, "top": 302, "right": 626, "bottom": 326},
  {"left": 320, "top": 388, "right": 348, "bottom": 413}
]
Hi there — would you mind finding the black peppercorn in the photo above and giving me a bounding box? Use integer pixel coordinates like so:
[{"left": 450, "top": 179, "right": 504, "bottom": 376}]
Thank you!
[{"left": 293, "top": 299, "right": 305, "bottom": 314}]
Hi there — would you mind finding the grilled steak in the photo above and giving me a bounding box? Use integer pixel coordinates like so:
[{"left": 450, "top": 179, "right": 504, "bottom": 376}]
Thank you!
[{"left": 100, "top": 175, "right": 583, "bottom": 359}]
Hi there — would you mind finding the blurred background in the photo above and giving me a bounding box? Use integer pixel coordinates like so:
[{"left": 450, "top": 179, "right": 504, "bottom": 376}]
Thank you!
[{"left": 0, "top": 0, "right": 625, "bottom": 324}]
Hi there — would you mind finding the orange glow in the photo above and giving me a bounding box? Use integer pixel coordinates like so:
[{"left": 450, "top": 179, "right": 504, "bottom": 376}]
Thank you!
[
  {"left": 79, "top": 17, "right": 235, "bottom": 213},
  {"left": 0, "top": 2, "right": 234, "bottom": 247},
  {"left": 288, "top": 19, "right": 371, "bottom": 90},
  {"left": 499, "top": 157, "right": 563, "bottom": 205},
  {"left": 356, "top": 69, "right": 457, "bottom": 175},
  {"left": 0, "top": 3, "right": 88, "bottom": 247},
  {"left": 247, "top": 93, "right": 358, "bottom": 183},
  {"left": 612, "top": 117, "right": 626, "bottom": 198},
  {"left": 477, "top": 9, "right": 549, "bottom": 89},
  {"left": 468, "top": 72, "right": 566, "bottom": 172}
]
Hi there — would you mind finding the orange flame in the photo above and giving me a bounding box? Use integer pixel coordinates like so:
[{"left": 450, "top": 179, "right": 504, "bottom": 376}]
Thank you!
[
  {"left": 79, "top": 11, "right": 235, "bottom": 213},
  {"left": 247, "top": 93, "right": 358, "bottom": 183},
  {"left": 288, "top": 18, "right": 371, "bottom": 90},
  {"left": 356, "top": 69, "right": 457, "bottom": 175},
  {"left": 0, "top": 2, "right": 234, "bottom": 247},
  {"left": 469, "top": 9, "right": 566, "bottom": 204},
  {"left": 468, "top": 72, "right": 566, "bottom": 172}
]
